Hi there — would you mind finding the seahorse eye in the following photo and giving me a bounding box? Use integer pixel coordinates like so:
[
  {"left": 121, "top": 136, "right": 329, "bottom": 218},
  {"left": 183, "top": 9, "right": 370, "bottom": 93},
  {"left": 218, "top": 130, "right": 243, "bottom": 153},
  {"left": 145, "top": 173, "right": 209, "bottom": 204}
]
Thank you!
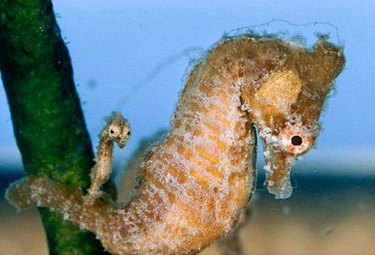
[
  {"left": 108, "top": 125, "right": 120, "bottom": 138},
  {"left": 291, "top": 135, "right": 302, "bottom": 146},
  {"left": 279, "top": 126, "right": 314, "bottom": 155}
]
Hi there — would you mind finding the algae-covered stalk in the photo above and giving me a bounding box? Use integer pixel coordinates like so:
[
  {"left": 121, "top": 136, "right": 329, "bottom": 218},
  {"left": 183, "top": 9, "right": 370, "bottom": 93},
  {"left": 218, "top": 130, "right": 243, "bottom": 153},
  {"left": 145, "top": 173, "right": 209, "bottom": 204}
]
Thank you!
[{"left": 0, "top": 0, "right": 109, "bottom": 254}]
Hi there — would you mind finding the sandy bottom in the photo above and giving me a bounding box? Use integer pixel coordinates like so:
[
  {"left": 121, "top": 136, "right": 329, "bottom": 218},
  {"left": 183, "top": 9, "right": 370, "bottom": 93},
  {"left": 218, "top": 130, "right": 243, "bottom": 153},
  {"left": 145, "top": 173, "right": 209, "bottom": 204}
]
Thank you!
[{"left": 1, "top": 173, "right": 375, "bottom": 255}]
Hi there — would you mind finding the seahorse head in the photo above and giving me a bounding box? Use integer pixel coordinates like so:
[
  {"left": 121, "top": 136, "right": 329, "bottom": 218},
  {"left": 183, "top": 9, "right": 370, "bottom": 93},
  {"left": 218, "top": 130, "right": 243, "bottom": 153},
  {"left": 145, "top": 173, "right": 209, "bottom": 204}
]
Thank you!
[{"left": 241, "top": 37, "right": 345, "bottom": 198}]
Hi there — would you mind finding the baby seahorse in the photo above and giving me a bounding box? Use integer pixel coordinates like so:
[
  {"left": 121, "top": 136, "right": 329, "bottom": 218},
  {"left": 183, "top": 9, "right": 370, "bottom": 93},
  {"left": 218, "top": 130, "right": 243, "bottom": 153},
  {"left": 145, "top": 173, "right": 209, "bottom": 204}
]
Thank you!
[
  {"left": 85, "top": 112, "right": 131, "bottom": 205},
  {"left": 6, "top": 34, "right": 345, "bottom": 255}
]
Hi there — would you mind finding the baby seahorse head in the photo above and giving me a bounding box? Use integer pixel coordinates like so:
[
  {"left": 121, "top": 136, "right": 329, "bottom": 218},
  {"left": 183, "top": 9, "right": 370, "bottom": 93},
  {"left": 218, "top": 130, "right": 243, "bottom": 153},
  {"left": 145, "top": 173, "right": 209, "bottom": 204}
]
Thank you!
[
  {"left": 104, "top": 112, "right": 131, "bottom": 149},
  {"left": 240, "top": 37, "right": 345, "bottom": 198}
]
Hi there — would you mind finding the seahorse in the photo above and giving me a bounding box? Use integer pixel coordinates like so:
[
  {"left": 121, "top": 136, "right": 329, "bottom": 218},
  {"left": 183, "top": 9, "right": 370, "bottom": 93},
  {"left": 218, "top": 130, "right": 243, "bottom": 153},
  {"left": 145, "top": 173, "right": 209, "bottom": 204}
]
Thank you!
[{"left": 6, "top": 34, "right": 345, "bottom": 255}]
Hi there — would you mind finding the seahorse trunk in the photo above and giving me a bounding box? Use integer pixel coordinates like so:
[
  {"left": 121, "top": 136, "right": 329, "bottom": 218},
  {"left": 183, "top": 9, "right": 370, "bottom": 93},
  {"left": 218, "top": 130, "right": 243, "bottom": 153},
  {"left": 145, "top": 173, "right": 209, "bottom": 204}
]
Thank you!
[{"left": 95, "top": 45, "right": 258, "bottom": 253}]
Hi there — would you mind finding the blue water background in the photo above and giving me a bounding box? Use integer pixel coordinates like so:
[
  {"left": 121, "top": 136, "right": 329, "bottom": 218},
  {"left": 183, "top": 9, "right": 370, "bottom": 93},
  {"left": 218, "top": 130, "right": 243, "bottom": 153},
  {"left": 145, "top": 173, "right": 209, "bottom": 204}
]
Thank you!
[{"left": 0, "top": 0, "right": 374, "bottom": 173}]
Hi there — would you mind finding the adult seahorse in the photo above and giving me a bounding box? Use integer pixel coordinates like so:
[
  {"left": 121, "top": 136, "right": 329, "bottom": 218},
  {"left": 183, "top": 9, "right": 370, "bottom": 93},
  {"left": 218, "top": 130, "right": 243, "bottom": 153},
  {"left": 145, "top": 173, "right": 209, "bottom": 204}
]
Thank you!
[{"left": 6, "top": 34, "right": 345, "bottom": 255}]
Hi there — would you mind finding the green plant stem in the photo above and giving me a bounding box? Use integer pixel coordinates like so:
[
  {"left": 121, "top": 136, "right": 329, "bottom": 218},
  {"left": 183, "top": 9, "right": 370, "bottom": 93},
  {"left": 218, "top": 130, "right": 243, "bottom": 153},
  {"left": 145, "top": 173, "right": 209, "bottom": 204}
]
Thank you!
[{"left": 0, "top": 0, "right": 109, "bottom": 254}]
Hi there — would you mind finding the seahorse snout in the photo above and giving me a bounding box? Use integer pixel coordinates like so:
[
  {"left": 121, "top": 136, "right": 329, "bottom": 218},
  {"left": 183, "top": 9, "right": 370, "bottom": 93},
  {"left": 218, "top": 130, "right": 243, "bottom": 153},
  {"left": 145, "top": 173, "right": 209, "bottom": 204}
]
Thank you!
[{"left": 262, "top": 145, "right": 296, "bottom": 199}]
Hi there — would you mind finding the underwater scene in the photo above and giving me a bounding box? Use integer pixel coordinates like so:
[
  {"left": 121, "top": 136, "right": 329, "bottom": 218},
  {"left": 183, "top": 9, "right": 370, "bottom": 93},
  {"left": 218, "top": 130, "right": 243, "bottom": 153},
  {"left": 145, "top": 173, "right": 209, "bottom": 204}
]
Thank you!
[{"left": 1, "top": 1, "right": 375, "bottom": 254}]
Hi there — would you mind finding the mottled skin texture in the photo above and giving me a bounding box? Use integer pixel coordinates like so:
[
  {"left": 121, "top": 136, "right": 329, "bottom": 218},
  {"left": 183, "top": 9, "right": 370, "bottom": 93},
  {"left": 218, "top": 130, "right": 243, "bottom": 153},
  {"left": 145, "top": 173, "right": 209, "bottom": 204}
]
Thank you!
[{"left": 7, "top": 35, "right": 345, "bottom": 254}]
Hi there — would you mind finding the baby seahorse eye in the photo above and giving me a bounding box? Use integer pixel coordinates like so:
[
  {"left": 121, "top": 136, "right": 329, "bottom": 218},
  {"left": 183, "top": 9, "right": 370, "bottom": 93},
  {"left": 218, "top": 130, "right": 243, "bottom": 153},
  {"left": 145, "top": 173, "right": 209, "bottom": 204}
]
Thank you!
[{"left": 291, "top": 135, "right": 303, "bottom": 146}]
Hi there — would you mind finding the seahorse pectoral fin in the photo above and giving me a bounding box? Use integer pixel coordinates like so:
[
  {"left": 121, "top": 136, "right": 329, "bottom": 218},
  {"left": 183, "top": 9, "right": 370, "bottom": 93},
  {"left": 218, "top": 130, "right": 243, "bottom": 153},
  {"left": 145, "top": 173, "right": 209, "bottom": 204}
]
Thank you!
[{"left": 262, "top": 147, "right": 295, "bottom": 199}]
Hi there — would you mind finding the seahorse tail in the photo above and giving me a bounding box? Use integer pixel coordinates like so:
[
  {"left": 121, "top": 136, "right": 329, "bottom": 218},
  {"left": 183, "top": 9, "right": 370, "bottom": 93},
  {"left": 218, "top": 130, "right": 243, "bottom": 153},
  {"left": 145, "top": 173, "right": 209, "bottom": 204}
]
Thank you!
[{"left": 6, "top": 177, "right": 103, "bottom": 232}]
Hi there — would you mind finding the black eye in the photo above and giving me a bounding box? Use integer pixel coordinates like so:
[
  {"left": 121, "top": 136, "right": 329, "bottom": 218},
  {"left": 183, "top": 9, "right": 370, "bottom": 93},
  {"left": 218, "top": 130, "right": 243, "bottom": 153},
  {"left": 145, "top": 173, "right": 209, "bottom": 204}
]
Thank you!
[
  {"left": 291, "top": 135, "right": 302, "bottom": 146},
  {"left": 127, "top": 131, "right": 131, "bottom": 135},
  {"left": 110, "top": 129, "right": 115, "bottom": 134}
]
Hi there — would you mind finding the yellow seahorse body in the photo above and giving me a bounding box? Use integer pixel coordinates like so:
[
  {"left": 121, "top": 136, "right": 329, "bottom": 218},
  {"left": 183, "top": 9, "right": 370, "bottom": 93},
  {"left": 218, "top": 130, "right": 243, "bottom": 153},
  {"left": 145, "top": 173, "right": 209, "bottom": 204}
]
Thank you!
[{"left": 6, "top": 35, "right": 345, "bottom": 255}]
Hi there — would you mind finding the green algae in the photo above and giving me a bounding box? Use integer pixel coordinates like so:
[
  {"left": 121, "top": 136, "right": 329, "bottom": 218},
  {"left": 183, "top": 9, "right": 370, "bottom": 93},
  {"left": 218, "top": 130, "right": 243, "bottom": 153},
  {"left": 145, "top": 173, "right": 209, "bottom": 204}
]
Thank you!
[{"left": 0, "top": 0, "right": 109, "bottom": 254}]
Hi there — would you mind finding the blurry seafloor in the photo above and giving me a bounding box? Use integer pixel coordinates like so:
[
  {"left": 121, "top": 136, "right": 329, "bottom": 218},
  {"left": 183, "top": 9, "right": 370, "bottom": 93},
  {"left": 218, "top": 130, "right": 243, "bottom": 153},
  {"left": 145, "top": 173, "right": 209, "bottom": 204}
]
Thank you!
[{"left": 1, "top": 163, "right": 375, "bottom": 255}]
